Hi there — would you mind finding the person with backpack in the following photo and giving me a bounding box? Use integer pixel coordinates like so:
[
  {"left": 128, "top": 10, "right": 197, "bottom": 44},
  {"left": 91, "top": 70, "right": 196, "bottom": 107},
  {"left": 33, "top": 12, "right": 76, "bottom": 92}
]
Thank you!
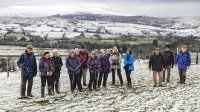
[
  {"left": 176, "top": 45, "right": 191, "bottom": 84},
  {"left": 123, "top": 49, "right": 135, "bottom": 88},
  {"left": 149, "top": 47, "right": 165, "bottom": 87},
  {"left": 87, "top": 51, "right": 100, "bottom": 91},
  {"left": 162, "top": 45, "right": 174, "bottom": 82},
  {"left": 51, "top": 49, "right": 63, "bottom": 94},
  {"left": 98, "top": 49, "right": 111, "bottom": 88},
  {"left": 17, "top": 45, "right": 37, "bottom": 98},
  {"left": 66, "top": 50, "right": 82, "bottom": 93},
  {"left": 80, "top": 45, "right": 89, "bottom": 86},
  {"left": 109, "top": 47, "right": 123, "bottom": 86},
  {"left": 39, "top": 51, "right": 54, "bottom": 98}
]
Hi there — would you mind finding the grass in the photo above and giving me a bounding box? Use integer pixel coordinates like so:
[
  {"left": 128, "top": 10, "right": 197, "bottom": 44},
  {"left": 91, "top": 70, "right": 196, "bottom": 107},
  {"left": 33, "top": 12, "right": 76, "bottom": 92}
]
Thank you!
[{"left": 33, "top": 99, "right": 49, "bottom": 105}]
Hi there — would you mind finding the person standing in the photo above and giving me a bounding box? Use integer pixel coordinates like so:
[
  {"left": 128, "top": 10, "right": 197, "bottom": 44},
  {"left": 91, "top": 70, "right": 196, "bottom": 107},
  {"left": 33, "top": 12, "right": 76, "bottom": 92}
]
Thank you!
[
  {"left": 123, "top": 49, "right": 135, "bottom": 88},
  {"left": 66, "top": 50, "right": 82, "bottom": 93},
  {"left": 80, "top": 45, "right": 89, "bottom": 86},
  {"left": 17, "top": 45, "right": 37, "bottom": 98},
  {"left": 109, "top": 47, "right": 123, "bottom": 85},
  {"left": 176, "top": 45, "right": 191, "bottom": 84},
  {"left": 51, "top": 49, "right": 63, "bottom": 94},
  {"left": 39, "top": 51, "right": 54, "bottom": 98},
  {"left": 98, "top": 49, "right": 111, "bottom": 88},
  {"left": 149, "top": 47, "right": 165, "bottom": 87},
  {"left": 162, "top": 45, "right": 174, "bottom": 82},
  {"left": 87, "top": 51, "right": 100, "bottom": 91}
]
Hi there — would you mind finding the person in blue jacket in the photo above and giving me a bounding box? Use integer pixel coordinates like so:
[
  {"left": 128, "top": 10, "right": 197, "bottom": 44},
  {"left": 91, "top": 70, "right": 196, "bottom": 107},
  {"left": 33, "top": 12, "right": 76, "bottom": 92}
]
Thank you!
[
  {"left": 17, "top": 45, "right": 37, "bottom": 98},
  {"left": 176, "top": 45, "right": 191, "bottom": 84},
  {"left": 123, "top": 49, "right": 134, "bottom": 88}
]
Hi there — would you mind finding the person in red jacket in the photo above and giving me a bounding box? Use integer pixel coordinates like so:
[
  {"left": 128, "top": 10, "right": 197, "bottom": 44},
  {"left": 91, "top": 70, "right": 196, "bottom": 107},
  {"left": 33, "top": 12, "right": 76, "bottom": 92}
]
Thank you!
[{"left": 80, "top": 45, "right": 89, "bottom": 86}]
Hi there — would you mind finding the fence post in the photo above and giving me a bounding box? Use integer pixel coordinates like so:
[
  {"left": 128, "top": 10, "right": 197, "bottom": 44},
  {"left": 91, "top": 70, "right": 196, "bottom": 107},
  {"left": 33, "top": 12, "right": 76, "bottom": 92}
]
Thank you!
[
  {"left": 196, "top": 53, "right": 199, "bottom": 64},
  {"left": 7, "top": 57, "right": 9, "bottom": 78}
]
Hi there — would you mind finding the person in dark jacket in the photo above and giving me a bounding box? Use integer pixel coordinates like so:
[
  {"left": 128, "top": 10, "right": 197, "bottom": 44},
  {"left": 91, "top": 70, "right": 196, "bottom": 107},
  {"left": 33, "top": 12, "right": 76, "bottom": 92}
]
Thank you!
[
  {"left": 123, "top": 49, "right": 135, "bottom": 88},
  {"left": 109, "top": 47, "right": 123, "bottom": 86},
  {"left": 87, "top": 51, "right": 100, "bottom": 91},
  {"left": 98, "top": 49, "right": 111, "bottom": 88},
  {"left": 17, "top": 45, "right": 37, "bottom": 98},
  {"left": 66, "top": 50, "right": 82, "bottom": 93},
  {"left": 51, "top": 49, "right": 63, "bottom": 94},
  {"left": 149, "top": 47, "right": 165, "bottom": 87},
  {"left": 176, "top": 45, "right": 191, "bottom": 84},
  {"left": 39, "top": 51, "right": 54, "bottom": 98},
  {"left": 80, "top": 45, "right": 89, "bottom": 86},
  {"left": 162, "top": 45, "right": 174, "bottom": 82}
]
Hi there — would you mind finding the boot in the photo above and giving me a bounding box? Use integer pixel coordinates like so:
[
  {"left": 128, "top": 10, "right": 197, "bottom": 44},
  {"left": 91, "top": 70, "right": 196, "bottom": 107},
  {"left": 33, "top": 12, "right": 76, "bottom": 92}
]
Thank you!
[
  {"left": 55, "top": 85, "right": 60, "bottom": 94},
  {"left": 41, "top": 88, "right": 45, "bottom": 98},
  {"left": 48, "top": 86, "right": 53, "bottom": 96},
  {"left": 51, "top": 86, "right": 55, "bottom": 95}
]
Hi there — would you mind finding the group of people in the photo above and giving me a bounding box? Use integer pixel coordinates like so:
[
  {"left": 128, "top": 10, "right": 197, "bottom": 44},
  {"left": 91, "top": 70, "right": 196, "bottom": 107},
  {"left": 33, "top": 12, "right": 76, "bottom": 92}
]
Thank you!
[
  {"left": 149, "top": 45, "right": 191, "bottom": 87},
  {"left": 17, "top": 44, "right": 191, "bottom": 98}
]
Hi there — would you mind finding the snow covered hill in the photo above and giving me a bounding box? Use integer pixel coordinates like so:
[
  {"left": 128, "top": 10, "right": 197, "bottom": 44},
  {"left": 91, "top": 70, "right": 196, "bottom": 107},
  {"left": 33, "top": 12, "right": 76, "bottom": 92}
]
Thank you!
[{"left": 0, "top": 60, "right": 200, "bottom": 111}]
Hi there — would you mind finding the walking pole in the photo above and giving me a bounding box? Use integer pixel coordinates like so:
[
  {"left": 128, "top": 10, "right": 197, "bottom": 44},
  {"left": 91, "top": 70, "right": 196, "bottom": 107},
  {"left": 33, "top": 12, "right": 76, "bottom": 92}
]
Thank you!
[{"left": 7, "top": 57, "right": 9, "bottom": 78}]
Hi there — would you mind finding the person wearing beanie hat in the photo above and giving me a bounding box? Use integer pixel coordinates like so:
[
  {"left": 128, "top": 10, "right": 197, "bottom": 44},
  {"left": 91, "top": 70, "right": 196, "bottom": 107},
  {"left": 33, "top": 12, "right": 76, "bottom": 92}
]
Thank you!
[
  {"left": 87, "top": 51, "right": 100, "bottom": 91},
  {"left": 17, "top": 45, "right": 37, "bottom": 98},
  {"left": 98, "top": 49, "right": 111, "bottom": 88},
  {"left": 51, "top": 49, "right": 63, "bottom": 94},
  {"left": 149, "top": 47, "right": 165, "bottom": 87},
  {"left": 80, "top": 45, "right": 89, "bottom": 86},
  {"left": 162, "top": 45, "right": 174, "bottom": 82},
  {"left": 176, "top": 45, "right": 191, "bottom": 84},
  {"left": 109, "top": 46, "right": 123, "bottom": 86},
  {"left": 39, "top": 51, "right": 55, "bottom": 98}
]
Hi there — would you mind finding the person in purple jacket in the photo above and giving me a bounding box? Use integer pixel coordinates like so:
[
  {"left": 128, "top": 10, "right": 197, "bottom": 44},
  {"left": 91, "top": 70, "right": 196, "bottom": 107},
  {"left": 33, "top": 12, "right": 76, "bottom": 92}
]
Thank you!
[
  {"left": 87, "top": 51, "right": 100, "bottom": 91},
  {"left": 98, "top": 49, "right": 111, "bottom": 88},
  {"left": 66, "top": 50, "right": 82, "bottom": 93},
  {"left": 176, "top": 45, "right": 191, "bottom": 84}
]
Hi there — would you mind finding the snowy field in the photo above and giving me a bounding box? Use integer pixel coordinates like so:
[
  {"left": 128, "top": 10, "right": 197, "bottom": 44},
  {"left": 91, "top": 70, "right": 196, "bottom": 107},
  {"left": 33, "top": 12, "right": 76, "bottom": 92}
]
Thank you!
[{"left": 0, "top": 60, "right": 200, "bottom": 112}]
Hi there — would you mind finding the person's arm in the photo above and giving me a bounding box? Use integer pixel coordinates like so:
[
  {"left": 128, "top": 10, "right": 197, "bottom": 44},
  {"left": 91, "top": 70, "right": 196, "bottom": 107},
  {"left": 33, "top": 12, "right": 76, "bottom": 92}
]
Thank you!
[
  {"left": 125, "top": 55, "right": 134, "bottom": 65},
  {"left": 109, "top": 55, "right": 113, "bottom": 64},
  {"left": 17, "top": 54, "right": 24, "bottom": 68},
  {"left": 176, "top": 54, "right": 180, "bottom": 65},
  {"left": 66, "top": 58, "right": 74, "bottom": 71},
  {"left": 118, "top": 54, "right": 122, "bottom": 64},
  {"left": 39, "top": 58, "right": 45, "bottom": 73},
  {"left": 149, "top": 55, "right": 152, "bottom": 70},
  {"left": 74, "top": 60, "right": 81, "bottom": 71},
  {"left": 87, "top": 58, "right": 93, "bottom": 69},
  {"left": 187, "top": 53, "right": 191, "bottom": 67},
  {"left": 60, "top": 57, "right": 63, "bottom": 67},
  {"left": 33, "top": 55, "right": 37, "bottom": 76},
  {"left": 171, "top": 52, "right": 174, "bottom": 68},
  {"left": 162, "top": 55, "right": 166, "bottom": 69}
]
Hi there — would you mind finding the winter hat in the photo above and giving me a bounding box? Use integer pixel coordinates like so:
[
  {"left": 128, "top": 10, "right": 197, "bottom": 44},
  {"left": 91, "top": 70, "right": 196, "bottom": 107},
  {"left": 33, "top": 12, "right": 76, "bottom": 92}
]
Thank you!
[
  {"left": 165, "top": 45, "right": 170, "bottom": 49},
  {"left": 26, "top": 45, "right": 33, "bottom": 49},
  {"left": 43, "top": 50, "right": 50, "bottom": 56},
  {"left": 75, "top": 48, "right": 80, "bottom": 51},
  {"left": 90, "top": 51, "right": 95, "bottom": 55},
  {"left": 81, "top": 45, "right": 85, "bottom": 49}
]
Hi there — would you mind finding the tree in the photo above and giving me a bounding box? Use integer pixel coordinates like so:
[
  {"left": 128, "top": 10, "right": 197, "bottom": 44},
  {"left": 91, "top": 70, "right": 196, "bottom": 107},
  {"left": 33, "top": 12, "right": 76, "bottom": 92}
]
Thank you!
[{"left": 152, "top": 39, "right": 158, "bottom": 47}]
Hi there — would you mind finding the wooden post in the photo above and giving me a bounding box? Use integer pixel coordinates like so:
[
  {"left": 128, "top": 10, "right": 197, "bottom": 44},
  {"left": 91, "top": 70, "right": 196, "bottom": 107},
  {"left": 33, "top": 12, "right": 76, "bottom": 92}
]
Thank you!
[
  {"left": 7, "top": 57, "right": 9, "bottom": 78},
  {"left": 196, "top": 53, "right": 199, "bottom": 64}
]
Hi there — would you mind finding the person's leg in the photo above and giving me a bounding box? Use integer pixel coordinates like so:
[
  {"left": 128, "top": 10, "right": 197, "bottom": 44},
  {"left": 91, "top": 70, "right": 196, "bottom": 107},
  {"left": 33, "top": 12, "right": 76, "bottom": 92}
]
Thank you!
[
  {"left": 88, "top": 72, "right": 94, "bottom": 91},
  {"left": 117, "top": 69, "right": 123, "bottom": 85},
  {"left": 47, "top": 76, "right": 52, "bottom": 95},
  {"left": 83, "top": 68, "right": 88, "bottom": 86},
  {"left": 163, "top": 68, "right": 166, "bottom": 82},
  {"left": 103, "top": 73, "right": 108, "bottom": 88},
  {"left": 182, "top": 69, "right": 187, "bottom": 83},
  {"left": 20, "top": 76, "right": 27, "bottom": 97},
  {"left": 152, "top": 71, "right": 157, "bottom": 86},
  {"left": 76, "top": 73, "right": 82, "bottom": 92},
  {"left": 112, "top": 68, "right": 115, "bottom": 85},
  {"left": 41, "top": 76, "right": 46, "bottom": 97},
  {"left": 158, "top": 71, "right": 163, "bottom": 86},
  {"left": 69, "top": 74, "right": 73, "bottom": 92},
  {"left": 55, "top": 72, "right": 61, "bottom": 93},
  {"left": 178, "top": 69, "right": 183, "bottom": 83},
  {"left": 27, "top": 77, "right": 33, "bottom": 97},
  {"left": 93, "top": 72, "right": 98, "bottom": 90},
  {"left": 98, "top": 72, "right": 103, "bottom": 87},
  {"left": 51, "top": 74, "right": 56, "bottom": 94},
  {"left": 127, "top": 70, "right": 132, "bottom": 87},
  {"left": 166, "top": 65, "right": 171, "bottom": 82}
]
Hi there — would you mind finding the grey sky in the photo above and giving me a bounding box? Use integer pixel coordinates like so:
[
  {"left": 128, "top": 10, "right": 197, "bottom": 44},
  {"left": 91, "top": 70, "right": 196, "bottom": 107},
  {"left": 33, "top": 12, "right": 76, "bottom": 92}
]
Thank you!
[{"left": 0, "top": 0, "right": 200, "bottom": 17}]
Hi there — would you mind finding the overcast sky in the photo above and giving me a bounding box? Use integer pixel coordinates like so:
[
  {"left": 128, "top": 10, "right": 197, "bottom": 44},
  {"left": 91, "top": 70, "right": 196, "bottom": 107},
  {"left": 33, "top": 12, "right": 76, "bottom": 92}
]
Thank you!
[{"left": 0, "top": 0, "right": 200, "bottom": 17}]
